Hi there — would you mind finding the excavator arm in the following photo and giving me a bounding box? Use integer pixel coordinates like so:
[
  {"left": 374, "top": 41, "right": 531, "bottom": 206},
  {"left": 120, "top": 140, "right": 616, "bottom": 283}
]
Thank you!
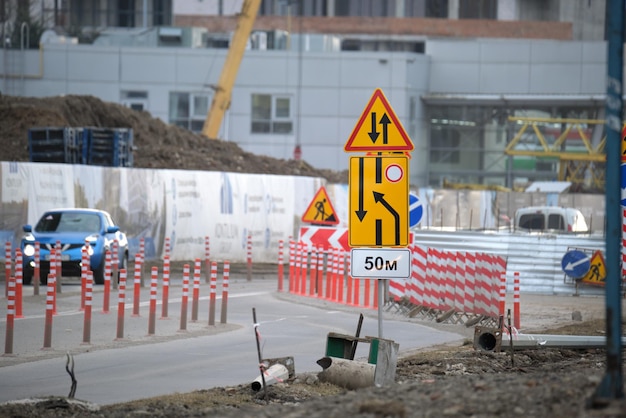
[{"left": 202, "top": 0, "right": 262, "bottom": 140}]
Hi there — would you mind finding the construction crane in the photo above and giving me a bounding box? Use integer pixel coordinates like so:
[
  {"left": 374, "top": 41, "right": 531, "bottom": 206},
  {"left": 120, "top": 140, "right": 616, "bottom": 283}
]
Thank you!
[
  {"left": 202, "top": 0, "right": 261, "bottom": 140},
  {"left": 504, "top": 116, "right": 607, "bottom": 192}
]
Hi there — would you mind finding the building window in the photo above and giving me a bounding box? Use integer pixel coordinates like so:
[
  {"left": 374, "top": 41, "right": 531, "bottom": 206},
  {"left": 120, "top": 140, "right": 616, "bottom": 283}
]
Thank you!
[
  {"left": 118, "top": 0, "right": 136, "bottom": 27},
  {"left": 251, "top": 94, "right": 293, "bottom": 134},
  {"left": 430, "top": 127, "right": 460, "bottom": 163},
  {"left": 153, "top": 0, "right": 171, "bottom": 26},
  {"left": 169, "top": 92, "right": 210, "bottom": 132},
  {"left": 459, "top": 0, "right": 497, "bottom": 19},
  {"left": 121, "top": 90, "right": 148, "bottom": 112}
]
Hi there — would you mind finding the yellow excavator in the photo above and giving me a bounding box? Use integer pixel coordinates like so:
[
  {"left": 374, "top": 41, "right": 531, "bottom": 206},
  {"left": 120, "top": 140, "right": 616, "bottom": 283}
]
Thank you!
[{"left": 201, "top": 0, "right": 261, "bottom": 140}]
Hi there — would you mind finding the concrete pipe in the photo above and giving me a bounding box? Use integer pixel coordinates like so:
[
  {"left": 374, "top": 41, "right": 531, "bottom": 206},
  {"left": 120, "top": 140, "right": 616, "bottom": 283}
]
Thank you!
[
  {"left": 251, "top": 363, "right": 289, "bottom": 391},
  {"left": 477, "top": 331, "right": 626, "bottom": 351},
  {"left": 316, "top": 356, "right": 375, "bottom": 390}
]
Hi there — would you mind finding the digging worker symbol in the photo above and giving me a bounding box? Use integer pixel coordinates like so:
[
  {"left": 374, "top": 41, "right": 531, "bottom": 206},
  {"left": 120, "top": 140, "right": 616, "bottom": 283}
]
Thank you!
[
  {"left": 313, "top": 198, "right": 337, "bottom": 223},
  {"left": 588, "top": 262, "right": 601, "bottom": 282}
]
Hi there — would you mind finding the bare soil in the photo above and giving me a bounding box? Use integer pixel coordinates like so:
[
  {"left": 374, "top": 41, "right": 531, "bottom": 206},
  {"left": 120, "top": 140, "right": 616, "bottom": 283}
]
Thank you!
[
  {"left": 0, "top": 94, "right": 349, "bottom": 184},
  {"left": 1, "top": 95, "right": 625, "bottom": 417},
  {"left": 1, "top": 313, "right": 625, "bottom": 418}
]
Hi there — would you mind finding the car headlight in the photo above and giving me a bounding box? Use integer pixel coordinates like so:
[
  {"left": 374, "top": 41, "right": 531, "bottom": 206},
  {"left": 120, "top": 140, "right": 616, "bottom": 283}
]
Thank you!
[{"left": 23, "top": 244, "right": 35, "bottom": 257}]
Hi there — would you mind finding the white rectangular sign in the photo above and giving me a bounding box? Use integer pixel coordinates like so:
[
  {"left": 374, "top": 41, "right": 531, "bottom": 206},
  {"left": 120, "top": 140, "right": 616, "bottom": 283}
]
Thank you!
[{"left": 350, "top": 248, "right": 411, "bottom": 279}]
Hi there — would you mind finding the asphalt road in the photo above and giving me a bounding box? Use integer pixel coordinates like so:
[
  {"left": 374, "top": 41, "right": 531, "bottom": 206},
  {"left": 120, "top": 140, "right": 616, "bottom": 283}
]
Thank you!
[{"left": 0, "top": 270, "right": 465, "bottom": 405}]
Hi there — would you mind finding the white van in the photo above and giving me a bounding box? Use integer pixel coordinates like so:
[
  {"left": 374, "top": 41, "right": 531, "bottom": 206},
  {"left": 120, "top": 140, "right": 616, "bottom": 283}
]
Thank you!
[{"left": 514, "top": 206, "right": 589, "bottom": 233}]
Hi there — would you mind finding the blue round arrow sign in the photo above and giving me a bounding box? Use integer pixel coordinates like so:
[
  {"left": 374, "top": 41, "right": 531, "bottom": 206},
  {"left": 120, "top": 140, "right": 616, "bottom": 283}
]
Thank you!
[
  {"left": 409, "top": 192, "right": 423, "bottom": 228},
  {"left": 561, "top": 250, "right": 591, "bottom": 279}
]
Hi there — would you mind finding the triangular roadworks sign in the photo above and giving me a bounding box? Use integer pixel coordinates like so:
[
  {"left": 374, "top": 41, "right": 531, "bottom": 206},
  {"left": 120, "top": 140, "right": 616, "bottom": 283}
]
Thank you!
[
  {"left": 302, "top": 186, "right": 339, "bottom": 225},
  {"left": 344, "top": 88, "right": 414, "bottom": 152}
]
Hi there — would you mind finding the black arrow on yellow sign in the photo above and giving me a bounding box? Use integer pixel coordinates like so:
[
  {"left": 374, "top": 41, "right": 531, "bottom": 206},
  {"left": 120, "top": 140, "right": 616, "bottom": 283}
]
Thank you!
[
  {"left": 355, "top": 157, "right": 367, "bottom": 221},
  {"left": 368, "top": 113, "right": 392, "bottom": 145},
  {"left": 373, "top": 191, "right": 400, "bottom": 245}
]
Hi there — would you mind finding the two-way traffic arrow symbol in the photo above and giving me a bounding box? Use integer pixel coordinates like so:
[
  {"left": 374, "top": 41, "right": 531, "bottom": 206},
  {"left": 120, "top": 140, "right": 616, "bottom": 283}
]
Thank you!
[{"left": 368, "top": 112, "right": 392, "bottom": 145}]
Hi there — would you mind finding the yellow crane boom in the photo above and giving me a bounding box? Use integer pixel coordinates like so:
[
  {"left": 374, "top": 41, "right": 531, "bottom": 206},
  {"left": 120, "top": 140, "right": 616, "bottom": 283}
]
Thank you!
[{"left": 202, "top": 0, "right": 261, "bottom": 140}]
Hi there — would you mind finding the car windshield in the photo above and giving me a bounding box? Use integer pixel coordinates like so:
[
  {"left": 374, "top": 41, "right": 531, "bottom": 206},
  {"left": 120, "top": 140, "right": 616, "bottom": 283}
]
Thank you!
[{"left": 35, "top": 212, "right": 101, "bottom": 234}]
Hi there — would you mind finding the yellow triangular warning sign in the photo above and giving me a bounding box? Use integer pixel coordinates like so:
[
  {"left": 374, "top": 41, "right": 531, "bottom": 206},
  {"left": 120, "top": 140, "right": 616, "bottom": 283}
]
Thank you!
[
  {"left": 344, "top": 88, "right": 414, "bottom": 152},
  {"left": 581, "top": 250, "right": 606, "bottom": 286},
  {"left": 302, "top": 186, "right": 339, "bottom": 225}
]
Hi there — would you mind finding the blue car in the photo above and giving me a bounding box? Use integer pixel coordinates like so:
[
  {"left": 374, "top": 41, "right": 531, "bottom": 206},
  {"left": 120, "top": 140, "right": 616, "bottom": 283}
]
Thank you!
[{"left": 21, "top": 208, "right": 129, "bottom": 285}]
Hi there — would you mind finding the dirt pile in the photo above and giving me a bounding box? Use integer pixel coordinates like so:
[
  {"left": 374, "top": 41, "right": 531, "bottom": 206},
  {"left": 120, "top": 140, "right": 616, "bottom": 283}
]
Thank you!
[{"left": 0, "top": 94, "right": 348, "bottom": 184}]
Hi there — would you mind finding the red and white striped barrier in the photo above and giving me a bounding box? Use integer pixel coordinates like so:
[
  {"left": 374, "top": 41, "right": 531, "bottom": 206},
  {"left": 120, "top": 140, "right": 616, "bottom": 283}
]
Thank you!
[
  {"left": 308, "top": 247, "right": 318, "bottom": 297},
  {"left": 278, "top": 242, "right": 509, "bottom": 323},
  {"left": 298, "top": 226, "right": 349, "bottom": 251}
]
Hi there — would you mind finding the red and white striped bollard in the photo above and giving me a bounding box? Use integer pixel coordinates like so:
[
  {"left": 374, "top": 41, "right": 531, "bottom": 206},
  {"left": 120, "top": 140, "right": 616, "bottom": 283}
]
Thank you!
[
  {"left": 148, "top": 266, "right": 158, "bottom": 335},
  {"left": 43, "top": 274, "right": 55, "bottom": 349},
  {"left": 191, "top": 258, "right": 201, "bottom": 322},
  {"left": 132, "top": 254, "right": 141, "bottom": 317},
  {"left": 4, "top": 276, "right": 15, "bottom": 355},
  {"left": 15, "top": 249, "right": 23, "bottom": 319},
  {"left": 208, "top": 261, "right": 217, "bottom": 326},
  {"left": 220, "top": 261, "right": 230, "bottom": 324},
  {"left": 82, "top": 271, "right": 93, "bottom": 344},
  {"left": 179, "top": 264, "right": 190, "bottom": 331},
  {"left": 102, "top": 250, "right": 111, "bottom": 314},
  {"left": 115, "top": 269, "right": 127, "bottom": 340},
  {"left": 161, "top": 255, "right": 170, "bottom": 319}
]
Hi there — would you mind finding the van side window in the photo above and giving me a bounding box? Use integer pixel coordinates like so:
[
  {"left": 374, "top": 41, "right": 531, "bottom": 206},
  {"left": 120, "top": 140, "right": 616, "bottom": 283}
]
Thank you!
[
  {"left": 548, "top": 214, "right": 565, "bottom": 230},
  {"left": 519, "top": 214, "right": 544, "bottom": 230}
]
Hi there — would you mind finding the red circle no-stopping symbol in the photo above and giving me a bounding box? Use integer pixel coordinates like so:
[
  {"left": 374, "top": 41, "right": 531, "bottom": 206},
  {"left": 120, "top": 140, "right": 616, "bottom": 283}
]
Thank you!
[{"left": 385, "top": 164, "right": 404, "bottom": 183}]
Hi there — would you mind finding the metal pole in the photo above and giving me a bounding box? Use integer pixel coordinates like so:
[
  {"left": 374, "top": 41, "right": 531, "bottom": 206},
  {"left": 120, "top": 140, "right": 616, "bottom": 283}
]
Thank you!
[
  {"left": 252, "top": 308, "right": 267, "bottom": 399},
  {"left": 377, "top": 279, "right": 384, "bottom": 339},
  {"left": 591, "top": 0, "right": 624, "bottom": 404}
]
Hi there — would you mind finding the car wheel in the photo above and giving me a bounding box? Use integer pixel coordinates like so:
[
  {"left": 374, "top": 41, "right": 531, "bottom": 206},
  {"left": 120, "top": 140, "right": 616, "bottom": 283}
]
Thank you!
[
  {"left": 117, "top": 252, "right": 129, "bottom": 283},
  {"left": 23, "top": 270, "right": 33, "bottom": 286},
  {"left": 92, "top": 262, "right": 105, "bottom": 285}
]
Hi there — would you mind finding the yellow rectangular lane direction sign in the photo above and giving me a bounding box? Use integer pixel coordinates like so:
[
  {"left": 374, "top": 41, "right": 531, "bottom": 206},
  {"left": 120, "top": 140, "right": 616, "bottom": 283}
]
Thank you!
[{"left": 348, "top": 155, "right": 409, "bottom": 247}]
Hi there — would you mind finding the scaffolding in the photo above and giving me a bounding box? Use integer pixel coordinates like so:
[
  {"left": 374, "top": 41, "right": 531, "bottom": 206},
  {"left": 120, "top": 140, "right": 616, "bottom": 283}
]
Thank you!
[{"left": 504, "top": 116, "right": 607, "bottom": 192}]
